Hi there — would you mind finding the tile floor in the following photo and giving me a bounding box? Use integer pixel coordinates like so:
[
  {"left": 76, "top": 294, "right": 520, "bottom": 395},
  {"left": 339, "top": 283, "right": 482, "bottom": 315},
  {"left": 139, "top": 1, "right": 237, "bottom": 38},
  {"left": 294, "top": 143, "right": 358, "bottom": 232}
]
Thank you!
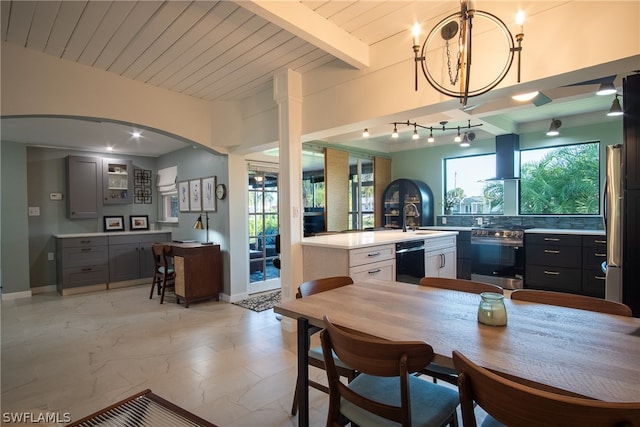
[{"left": 1, "top": 285, "right": 482, "bottom": 427}]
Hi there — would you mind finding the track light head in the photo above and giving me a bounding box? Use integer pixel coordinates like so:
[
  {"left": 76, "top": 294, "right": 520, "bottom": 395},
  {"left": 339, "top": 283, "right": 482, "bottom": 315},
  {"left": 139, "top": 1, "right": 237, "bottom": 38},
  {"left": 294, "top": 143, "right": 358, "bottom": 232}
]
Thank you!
[
  {"left": 546, "top": 118, "right": 562, "bottom": 136},
  {"left": 596, "top": 82, "right": 617, "bottom": 96},
  {"left": 607, "top": 95, "right": 623, "bottom": 116}
]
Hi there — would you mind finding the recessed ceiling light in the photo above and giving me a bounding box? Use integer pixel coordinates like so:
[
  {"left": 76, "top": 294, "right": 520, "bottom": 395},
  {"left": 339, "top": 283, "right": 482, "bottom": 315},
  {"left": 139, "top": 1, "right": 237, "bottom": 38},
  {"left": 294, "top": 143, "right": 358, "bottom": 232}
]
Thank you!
[
  {"left": 512, "top": 91, "right": 539, "bottom": 102},
  {"left": 132, "top": 131, "right": 141, "bottom": 138},
  {"left": 106, "top": 146, "right": 114, "bottom": 152}
]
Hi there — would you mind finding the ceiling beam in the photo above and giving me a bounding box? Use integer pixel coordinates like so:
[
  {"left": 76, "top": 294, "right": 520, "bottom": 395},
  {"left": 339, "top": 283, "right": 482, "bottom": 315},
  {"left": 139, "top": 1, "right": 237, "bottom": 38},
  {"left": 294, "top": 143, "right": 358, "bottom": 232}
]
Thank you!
[{"left": 237, "top": 0, "right": 369, "bottom": 70}]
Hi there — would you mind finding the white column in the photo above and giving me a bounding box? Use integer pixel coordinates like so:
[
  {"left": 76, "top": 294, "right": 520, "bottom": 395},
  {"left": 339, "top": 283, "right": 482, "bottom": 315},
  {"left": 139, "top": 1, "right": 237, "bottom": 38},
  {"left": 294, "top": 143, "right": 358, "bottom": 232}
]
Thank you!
[{"left": 273, "top": 69, "right": 303, "bottom": 332}]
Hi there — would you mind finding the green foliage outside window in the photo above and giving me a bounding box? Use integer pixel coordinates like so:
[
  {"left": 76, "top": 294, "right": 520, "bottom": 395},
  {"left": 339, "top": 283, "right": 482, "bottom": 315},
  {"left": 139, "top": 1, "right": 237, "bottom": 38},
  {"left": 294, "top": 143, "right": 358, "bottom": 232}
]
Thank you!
[{"left": 520, "top": 142, "right": 599, "bottom": 215}]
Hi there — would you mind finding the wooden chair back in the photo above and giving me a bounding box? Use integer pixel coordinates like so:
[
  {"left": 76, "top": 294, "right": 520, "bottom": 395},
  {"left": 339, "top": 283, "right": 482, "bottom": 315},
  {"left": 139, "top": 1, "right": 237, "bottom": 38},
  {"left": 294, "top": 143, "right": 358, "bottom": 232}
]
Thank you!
[
  {"left": 419, "top": 277, "right": 504, "bottom": 294},
  {"left": 453, "top": 350, "right": 640, "bottom": 427},
  {"left": 321, "top": 315, "right": 435, "bottom": 426},
  {"left": 152, "top": 243, "right": 172, "bottom": 271},
  {"left": 510, "top": 289, "right": 632, "bottom": 317},
  {"left": 296, "top": 276, "right": 353, "bottom": 299}
]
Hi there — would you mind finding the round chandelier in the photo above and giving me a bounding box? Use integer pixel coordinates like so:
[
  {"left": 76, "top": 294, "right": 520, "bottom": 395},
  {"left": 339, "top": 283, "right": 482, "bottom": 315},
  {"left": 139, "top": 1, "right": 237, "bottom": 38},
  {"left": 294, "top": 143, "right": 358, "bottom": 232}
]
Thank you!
[{"left": 413, "top": 1, "right": 525, "bottom": 106}]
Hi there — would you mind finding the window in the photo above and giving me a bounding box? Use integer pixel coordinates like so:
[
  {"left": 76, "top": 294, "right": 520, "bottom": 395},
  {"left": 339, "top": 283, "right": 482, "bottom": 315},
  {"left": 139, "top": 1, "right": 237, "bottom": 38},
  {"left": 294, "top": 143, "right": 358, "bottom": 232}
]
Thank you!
[
  {"left": 519, "top": 142, "right": 600, "bottom": 215},
  {"left": 444, "top": 154, "right": 503, "bottom": 214},
  {"left": 157, "top": 166, "right": 178, "bottom": 222}
]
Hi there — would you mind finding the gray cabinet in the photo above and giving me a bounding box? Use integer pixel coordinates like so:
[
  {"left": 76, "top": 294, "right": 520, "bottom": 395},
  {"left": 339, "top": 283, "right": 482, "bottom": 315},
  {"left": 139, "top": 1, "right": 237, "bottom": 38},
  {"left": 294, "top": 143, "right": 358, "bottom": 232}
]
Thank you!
[
  {"left": 103, "top": 158, "right": 133, "bottom": 204},
  {"left": 66, "top": 155, "right": 102, "bottom": 219},
  {"left": 108, "top": 233, "right": 171, "bottom": 282},
  {"left": 582, "top": 235, "right": 607, "bottom": 298},
  {"left": 56, "top": 236, "right": 109, "bottom": 293}
]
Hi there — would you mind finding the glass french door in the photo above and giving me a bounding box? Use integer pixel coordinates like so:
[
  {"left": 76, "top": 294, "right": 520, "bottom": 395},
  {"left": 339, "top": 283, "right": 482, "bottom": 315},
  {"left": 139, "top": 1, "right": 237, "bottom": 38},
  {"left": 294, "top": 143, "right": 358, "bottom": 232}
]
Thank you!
[{"left": 248, "top": 168, "right": 281, "bottom": 293}]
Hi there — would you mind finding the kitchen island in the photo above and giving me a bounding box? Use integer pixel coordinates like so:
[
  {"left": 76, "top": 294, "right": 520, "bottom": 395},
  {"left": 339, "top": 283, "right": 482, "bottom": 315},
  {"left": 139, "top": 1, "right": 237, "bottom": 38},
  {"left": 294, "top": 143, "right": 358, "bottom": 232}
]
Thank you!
[{"left": 301, "top": 229, "right": 457, "bottom": 282}]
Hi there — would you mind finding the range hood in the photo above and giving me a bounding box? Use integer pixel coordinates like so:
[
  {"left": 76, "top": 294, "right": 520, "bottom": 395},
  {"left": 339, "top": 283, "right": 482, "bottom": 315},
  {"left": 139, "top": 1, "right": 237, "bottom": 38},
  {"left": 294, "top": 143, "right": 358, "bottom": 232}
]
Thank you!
[{"left": 487, "top": 134, "right": 520, "bottom": 180}]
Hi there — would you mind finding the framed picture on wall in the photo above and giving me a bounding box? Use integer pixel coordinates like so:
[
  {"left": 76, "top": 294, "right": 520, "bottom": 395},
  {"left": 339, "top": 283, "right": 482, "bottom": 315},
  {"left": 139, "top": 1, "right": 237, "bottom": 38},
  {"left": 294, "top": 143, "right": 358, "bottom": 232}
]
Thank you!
[
  {"left": 189, "top": 179, "right": 201, "bottom": 212},
  {"left": 130, "top": 215, "right": 149, "bottom": 230},
  {"left": 202, "top": 176, "right": 217, "bottom": 212},
  {"left": 178, "top": 181, "right": 189, "bottom": 212},
  {"left": 103, "top": 216, "right": 125, "bottom": 232}
]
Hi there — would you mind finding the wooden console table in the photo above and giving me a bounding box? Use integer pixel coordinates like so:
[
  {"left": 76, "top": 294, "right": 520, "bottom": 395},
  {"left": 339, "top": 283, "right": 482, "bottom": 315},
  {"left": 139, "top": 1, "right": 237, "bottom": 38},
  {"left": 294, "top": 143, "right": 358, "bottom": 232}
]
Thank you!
[{"left": 171, "top": 243, "right": 221, "bottom": 307}]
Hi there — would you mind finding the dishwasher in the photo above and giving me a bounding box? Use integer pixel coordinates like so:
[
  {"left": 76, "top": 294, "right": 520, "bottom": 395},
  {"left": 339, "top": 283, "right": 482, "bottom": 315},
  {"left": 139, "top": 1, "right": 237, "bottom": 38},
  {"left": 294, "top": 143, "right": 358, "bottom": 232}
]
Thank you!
[{"left": 396, "top": 240, "right": 425, "bottom": 284}]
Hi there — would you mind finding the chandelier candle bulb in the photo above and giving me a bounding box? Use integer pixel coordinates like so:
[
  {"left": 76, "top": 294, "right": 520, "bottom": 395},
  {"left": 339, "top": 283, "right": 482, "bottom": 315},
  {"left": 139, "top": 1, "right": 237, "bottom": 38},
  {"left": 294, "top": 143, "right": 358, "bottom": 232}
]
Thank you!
[{"left": 478, "top": 292, "right": 507, "bottom": 326}]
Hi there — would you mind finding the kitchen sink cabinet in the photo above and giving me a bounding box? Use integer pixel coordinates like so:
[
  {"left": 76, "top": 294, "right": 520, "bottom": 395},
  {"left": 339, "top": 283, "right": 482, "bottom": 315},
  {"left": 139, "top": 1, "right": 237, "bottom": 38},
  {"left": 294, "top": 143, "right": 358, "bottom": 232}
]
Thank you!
[{"left": 525, "top": 232, "right": 607, "bottom": 297}]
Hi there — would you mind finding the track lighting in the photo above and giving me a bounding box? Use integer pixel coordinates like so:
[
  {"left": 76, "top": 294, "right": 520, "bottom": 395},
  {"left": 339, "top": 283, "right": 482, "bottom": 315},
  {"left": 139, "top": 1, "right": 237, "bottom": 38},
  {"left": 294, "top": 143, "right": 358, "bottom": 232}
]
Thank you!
[
  {"left": 389, "top": 119, "right": 482, "bottom": 144},
  {"left": 596, "top": 82, "right": 617, "bottom": 96},
  {"left": 454, "top": 128, "right": 462, "bottom": 143},
  {"left": 607, "top": 95, "right": 623, "bottom": 116},
  {"left": 546, "top": 118, "right": 562, "bottom": 136},
  {"left": 362, "top": 128, "right": 369, "bottom": 137}
]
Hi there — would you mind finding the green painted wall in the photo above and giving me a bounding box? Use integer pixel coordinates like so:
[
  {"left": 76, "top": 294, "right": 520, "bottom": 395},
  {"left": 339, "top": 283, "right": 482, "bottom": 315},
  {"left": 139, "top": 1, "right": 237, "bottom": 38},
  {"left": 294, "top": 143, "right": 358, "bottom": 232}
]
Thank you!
[
  {"left": 389, "top": 120, "right": 623, "bottom": 213},
  {"left": 1, "top": 142, "right": 30, "bottom": 294}
]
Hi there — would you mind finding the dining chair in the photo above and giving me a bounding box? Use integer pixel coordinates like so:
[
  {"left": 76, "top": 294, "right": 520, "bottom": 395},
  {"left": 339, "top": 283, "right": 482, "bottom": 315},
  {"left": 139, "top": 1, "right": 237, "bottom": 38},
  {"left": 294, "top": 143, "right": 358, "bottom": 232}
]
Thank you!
[
  {"left": 290, "top": 276, "right": 358, "bottom": 416},
  {"left": 321, "top": 315, "right": 459, "bottom": 427},
  {"left": 452, "top": 350, "right": 640, "bottom": 427},
  {"left": 510, "top": 289, "right": 632, "bottom": 317},
  {"left": 418, "top": 277, "right": 504, "bottom": 385},
  {"left": 149, "top": 243, "right": 176, "bottom": 304}
]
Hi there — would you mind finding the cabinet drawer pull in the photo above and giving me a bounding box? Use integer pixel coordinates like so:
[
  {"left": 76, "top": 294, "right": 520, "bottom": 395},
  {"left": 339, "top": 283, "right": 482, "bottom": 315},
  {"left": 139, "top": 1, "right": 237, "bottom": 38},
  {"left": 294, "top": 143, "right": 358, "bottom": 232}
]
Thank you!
[
  {"left": 367, "top": 252, "right": 381, "bottom": 257},
  {"left": 544, "top": 237, "right": 560, "bottom": 242},
  {"left": 594, "top": 239, "right": 606, "bottom": 244},
  {"left": 368, "top": 269, "right": 381, "bottom": 274},
  {"left": 81, "top": 248, "right": 92, "bottom": 252},
  {"left": 595, "top": 275, "right": 606, "bottom": 280},
  {"left": 544, "top": 249, "right": 560, "bottom": 254},
  {"left": 440, "top": 253, "right": 445, "bottom": 268},
  {"left": 543, "top": 270, "right": 560, "bottom": 275},
  {"left": 80, "top": 240, "right": 91, "bottom": 244},
  {"left": 594, "top": 253, "right": 606, "bottom": 257},
  {"left": 81, "top": 268, "right": 93, "bottom": 272}
]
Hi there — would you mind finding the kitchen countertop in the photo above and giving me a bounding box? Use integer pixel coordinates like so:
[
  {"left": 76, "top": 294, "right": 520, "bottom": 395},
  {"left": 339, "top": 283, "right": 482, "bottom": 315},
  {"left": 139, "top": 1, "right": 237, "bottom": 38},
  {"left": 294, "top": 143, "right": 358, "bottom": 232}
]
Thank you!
[
  {"left": 301, "top": 229, "right": 457, "bottom": 249},
  {"left": 54, "top": 229, "right": 172, "bottom": 238},
  {"left": 525, "top": 228, "right": 605, "bottom": 236}
]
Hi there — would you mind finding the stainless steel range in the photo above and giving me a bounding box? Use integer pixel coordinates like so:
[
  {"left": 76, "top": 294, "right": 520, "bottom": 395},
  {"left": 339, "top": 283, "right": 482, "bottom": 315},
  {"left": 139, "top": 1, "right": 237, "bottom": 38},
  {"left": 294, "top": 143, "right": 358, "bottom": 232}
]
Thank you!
[{"left": 470, "top": 227, "right": 526, "bottom": 289}]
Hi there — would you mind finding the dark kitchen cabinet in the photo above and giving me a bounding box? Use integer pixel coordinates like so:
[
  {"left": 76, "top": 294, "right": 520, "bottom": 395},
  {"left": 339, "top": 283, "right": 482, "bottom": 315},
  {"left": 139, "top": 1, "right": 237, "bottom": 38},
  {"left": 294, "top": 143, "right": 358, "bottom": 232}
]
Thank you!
[
  {"left": 56, "top": 236, "right": 109, "bottom": 293},
  {"left": 66, "top": 155, "right": 102, "bottom": 219},
  {"left": 525, "top": 233, "right": 582, "bottom": 294},
  {"left": 108, "top": 233, "right": 171, "bottom": 282},
  {"left": 582, "top": 235, "right": 607, "bottom": 298},
  {"left": 456, "top": 230, "right": 472, "bottom": 279},
  {"left": 525, "top": 232, "right": 607, "bottom": 297},
  {"left": 381, "top": 179, "right": 434, "bottom": 230}
]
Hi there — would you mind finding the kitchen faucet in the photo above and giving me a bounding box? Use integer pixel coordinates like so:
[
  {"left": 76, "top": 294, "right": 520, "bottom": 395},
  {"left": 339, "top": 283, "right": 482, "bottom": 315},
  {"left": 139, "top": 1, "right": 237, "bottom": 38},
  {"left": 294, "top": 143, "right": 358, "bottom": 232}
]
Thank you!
[{"left": 402, "top": 202, "right": 420, "bottom": 232}]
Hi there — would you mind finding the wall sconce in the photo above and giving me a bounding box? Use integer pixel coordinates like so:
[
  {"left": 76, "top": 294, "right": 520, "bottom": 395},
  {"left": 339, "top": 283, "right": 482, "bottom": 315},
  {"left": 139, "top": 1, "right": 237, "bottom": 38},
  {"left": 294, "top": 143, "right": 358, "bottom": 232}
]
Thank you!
[
  {"left": 413, "top": 1, "right": 525, "bottom": 105},
  {"left": 607, "top": 95, "right": 623, "bottom": 116},
  {"left": 546, "top": 119, "right": 562, "bottom": 136},
  {"left": 193, "top": 212, "right": 212, "bottom": 244},
  {"left": 362, "top": 128, "right": 369, "bottom": 137},
  {"left": 389, "top": 119, "right": 482, "bottom": 144}
]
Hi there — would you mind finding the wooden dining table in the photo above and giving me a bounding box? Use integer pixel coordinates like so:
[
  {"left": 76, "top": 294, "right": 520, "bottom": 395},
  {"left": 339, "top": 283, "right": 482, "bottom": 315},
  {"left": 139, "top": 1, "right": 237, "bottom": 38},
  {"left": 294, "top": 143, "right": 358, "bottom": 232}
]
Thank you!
[{"left": 274, "top": 279, "right": 640, "bottom": 427}]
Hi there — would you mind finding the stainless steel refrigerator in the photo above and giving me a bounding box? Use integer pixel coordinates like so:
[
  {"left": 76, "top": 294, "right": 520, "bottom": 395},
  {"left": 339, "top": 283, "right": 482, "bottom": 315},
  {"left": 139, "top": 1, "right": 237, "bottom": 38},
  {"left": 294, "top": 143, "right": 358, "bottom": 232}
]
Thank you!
[{"left": 605, "top": 144, "right": 623, "bottom": 302}]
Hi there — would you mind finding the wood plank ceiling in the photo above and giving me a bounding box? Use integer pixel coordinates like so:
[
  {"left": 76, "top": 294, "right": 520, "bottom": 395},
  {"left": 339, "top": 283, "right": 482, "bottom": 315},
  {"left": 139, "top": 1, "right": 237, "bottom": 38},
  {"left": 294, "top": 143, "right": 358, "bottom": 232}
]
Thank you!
[{"left": 0, "top": 0, "right": 449, "bottom": 102}]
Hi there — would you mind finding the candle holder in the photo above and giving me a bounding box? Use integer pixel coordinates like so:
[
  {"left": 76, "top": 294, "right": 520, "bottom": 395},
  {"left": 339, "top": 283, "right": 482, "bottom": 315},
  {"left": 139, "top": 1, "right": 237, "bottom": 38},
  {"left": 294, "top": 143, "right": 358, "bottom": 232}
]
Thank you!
[{"left": 478, "top": 292, "right": 507, "bottom": 326}]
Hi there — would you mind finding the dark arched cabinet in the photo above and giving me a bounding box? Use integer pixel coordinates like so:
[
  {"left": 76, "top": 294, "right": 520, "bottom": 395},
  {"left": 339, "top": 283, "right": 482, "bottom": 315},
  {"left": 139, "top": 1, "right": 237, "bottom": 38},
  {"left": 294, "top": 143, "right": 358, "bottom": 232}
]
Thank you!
[{"left": 381, "top": 179, "right": 434, "bottom": 229}]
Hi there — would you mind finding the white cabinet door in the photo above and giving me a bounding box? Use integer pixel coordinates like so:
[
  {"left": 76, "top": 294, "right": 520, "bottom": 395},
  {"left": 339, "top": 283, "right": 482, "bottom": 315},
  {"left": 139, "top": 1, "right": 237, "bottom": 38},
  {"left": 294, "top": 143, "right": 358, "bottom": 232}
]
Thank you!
[{"left": 425, "top": 246, "right": 456, "bottom": 278}]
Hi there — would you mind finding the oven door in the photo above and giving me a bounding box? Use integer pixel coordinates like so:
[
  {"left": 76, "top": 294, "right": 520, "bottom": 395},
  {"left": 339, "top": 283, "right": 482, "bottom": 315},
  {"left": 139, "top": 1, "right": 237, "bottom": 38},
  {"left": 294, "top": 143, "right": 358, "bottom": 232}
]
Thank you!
[{"left": 470, "top": 242, "right": 524, "bottom": 289}]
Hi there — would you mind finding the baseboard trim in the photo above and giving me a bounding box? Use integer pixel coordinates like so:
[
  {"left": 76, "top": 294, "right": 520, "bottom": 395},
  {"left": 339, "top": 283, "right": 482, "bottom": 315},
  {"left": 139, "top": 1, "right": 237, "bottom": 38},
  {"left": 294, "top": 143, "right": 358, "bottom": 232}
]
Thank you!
[
  {"left": 1, "top": 290, "right": 33, "bottom": 300},
  {"left": 31, "top": 285, "right": 57, "bottom": 295}
]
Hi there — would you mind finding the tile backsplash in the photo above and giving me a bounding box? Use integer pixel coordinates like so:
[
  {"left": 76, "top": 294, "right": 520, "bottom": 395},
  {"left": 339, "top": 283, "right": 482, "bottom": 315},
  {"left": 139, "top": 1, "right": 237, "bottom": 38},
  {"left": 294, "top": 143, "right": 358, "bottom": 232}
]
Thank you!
[{"left": 437, "top": 215, "right": 604, "bottom": 230}]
